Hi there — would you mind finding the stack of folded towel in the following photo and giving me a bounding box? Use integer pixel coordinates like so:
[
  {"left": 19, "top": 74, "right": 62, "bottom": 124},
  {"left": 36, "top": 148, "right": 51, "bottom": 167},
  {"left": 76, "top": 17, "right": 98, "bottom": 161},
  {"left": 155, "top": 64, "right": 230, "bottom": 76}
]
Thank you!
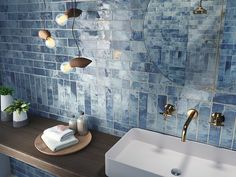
[{"left": 41, "top": 125, "right": 79, "bottom": 152}]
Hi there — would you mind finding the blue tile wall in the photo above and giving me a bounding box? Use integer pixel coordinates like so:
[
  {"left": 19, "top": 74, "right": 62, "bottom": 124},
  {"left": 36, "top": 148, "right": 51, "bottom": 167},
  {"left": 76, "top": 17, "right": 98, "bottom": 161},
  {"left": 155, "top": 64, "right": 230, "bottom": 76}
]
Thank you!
[
  {"left": 10, "top": 158, "right": 55, "bottom": 177},
  {"left": 0, "top": 0, "right": 236, "bottom": 176}
]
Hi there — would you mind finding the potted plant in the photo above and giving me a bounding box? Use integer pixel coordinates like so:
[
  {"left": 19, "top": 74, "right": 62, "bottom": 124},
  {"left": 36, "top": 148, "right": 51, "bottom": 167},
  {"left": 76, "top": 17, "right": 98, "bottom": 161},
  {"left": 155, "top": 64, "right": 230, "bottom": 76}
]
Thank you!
[
  {"left": 0, "top": 86, "right": 14, "bottom": 122},
  {"left": 4, "top": 100, "right": 30, "bottom": 128}
]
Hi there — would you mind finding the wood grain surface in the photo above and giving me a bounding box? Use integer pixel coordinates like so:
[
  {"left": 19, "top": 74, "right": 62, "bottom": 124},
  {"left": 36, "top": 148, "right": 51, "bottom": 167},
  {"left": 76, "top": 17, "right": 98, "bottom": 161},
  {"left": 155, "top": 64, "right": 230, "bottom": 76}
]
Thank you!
[
  {"left": 0, "top": 114, "right": 120, "bottom": 177},
  {"left": 34, "top": 132, "right": 92, "bottom": 156}
]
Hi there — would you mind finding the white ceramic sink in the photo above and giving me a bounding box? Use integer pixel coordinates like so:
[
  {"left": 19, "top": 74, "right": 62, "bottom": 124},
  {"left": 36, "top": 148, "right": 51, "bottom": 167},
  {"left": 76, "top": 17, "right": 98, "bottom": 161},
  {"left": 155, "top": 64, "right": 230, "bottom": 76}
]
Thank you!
[{"left": 105, "top": 128, "right": 236, "bottom": 177}]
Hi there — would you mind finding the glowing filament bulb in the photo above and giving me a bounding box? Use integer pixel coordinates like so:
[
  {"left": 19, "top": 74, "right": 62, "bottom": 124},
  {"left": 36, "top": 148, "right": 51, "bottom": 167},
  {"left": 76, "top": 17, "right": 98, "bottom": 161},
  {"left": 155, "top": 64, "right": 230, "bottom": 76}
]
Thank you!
[
  {"left": 60, "top": 62, "right": 74, "bottom": 73},
  {"left": 45, "top": 37, "right": 56, "bottom": 49},
  {"left": 56, "top": 13, "right": 68, "bottom": 26}
]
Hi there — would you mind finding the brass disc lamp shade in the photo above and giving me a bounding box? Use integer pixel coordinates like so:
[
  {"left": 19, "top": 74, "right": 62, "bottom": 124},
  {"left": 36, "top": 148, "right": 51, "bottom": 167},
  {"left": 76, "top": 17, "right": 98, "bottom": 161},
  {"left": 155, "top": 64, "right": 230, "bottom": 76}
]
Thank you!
[
  {"left": 69, "top": 57, "right": 92, "bottom": 68},
  {"left": 193, "top": 0, "right": 207, "bottom": 14},
  {"left": 60, "top": 57, "right": 92, "bottom": 73},
  {"left": 56, "top": 8, "right": 82, "bottom": 26},
  {"left": 66, "top": 8, "right": 82, "bottom": 18}
]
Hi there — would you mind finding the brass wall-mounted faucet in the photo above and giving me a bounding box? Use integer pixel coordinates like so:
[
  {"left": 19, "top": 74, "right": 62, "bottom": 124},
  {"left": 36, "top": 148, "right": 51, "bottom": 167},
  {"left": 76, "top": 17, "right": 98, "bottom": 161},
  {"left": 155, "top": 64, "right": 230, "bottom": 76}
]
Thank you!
[
  {"left": 209, "top": 113, "right": 225, "bottom": 126},
  {"left": 181, "top": 109, "right": 198, "bottom": 142},
  {"left": 160, "top": 104, "right": 175, "bottom": 119}
]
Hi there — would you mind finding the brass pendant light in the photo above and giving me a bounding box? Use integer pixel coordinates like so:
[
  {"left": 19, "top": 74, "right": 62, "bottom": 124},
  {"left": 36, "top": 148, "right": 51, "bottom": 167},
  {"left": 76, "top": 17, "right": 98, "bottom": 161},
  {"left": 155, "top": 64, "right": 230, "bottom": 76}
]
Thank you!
[
  {"left": 38, "top": 0, "right": 56, "bottom": 48},
  {"left": 38, "top": 29, "right": 56, "bottom": 48},
  {"left": 193, "top": 0, "right": 207, "bottom": 14},
  {"left": 70, "top": 57, "right": 92, "bottom": 68},
  {"left": 56, "top": 8, "right": 82, "bottom": 26},
  {"left": 60, "top": 0, "right": 92, "bottom": 73}
]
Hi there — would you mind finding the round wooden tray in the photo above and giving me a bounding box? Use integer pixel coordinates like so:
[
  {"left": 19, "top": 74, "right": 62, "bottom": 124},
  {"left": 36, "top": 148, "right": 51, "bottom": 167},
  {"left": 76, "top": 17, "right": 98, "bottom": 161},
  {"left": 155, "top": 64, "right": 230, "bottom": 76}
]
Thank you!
[{"left": 34, "top": 131, "right": 92, "bottom": 156}]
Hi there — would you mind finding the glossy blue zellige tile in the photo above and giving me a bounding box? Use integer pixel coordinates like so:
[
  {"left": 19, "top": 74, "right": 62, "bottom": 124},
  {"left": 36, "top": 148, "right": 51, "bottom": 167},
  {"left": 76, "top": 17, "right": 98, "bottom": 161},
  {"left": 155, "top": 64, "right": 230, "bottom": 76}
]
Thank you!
[
  {"left": 147, "top": 93, "right": 158, "bottom": 115},
  {"left": 212, "top": 103, "right": 224, "bottom": 113},
  {"left": 52, "top": 78, "right": 58, "bottom": 107},
  {"left": 157, "top": 95, "right": 167, "bottom": 112},
  {"left": 41, "top": 77, "right": 48, "bottom": 106},
  {"left": 29, "top": 75, "right": 36, "bottom": 103},
  {"left": 35, "top": 77, "right": 42, "bottom": 104},
  {"left": 15, "top": 73, "right": 21, "bottom": 99},
  {"left": 213, "top": 93, "right": 236, "bottom": 105},
  {"left": 220, "top": 110, "right": 236, "bottom": 149},
  {"left": 139, "top": 92, "right": 148, "bottom": 128},
  {"left": 208, "top": 125, "right": 221, "bottom": 147},
  {"left": 70, "top": 81, "right": 77, "bottom": 98},
  {"left": 186, "top": 118, "right": 198, "bottom": 141},
  {"left": 106, "top": 88, "right": 113, "bottom": 121},
  {"left": 112, "top": 89, "right": 122, "bottom": 123},
  {"left": 129, "top": 91, "right": 139, "bottom": 126},
  {"left": 121, "top": 90, "right": 129, "bottom": 125},
  {"left": 10, "top": 158, "right": 56, "bottom": 177},
  {"left": 24, "top": 74, "right": 31, "bottom": 101},
  {"left": 114, "top": 122, "right": 130, "bottom": 132},
  {"left": 197, "top": 105, "right": 211, "bottom": 143},
  {"left": 64, "top": 80, "right": 71, "bottom": 111},
  {"left": 165, "top": 115, "right": 177, "bottom": 136},
  {"left": 146, "top": 113, "right": 158, "bottom": 131}
]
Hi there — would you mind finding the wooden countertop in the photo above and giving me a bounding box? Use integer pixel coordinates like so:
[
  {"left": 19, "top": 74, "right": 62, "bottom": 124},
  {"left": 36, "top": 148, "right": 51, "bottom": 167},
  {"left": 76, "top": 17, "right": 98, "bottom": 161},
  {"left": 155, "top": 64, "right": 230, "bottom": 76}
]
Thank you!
[{"left": 0, "top": 115, "right": 120, "bottom": 177}]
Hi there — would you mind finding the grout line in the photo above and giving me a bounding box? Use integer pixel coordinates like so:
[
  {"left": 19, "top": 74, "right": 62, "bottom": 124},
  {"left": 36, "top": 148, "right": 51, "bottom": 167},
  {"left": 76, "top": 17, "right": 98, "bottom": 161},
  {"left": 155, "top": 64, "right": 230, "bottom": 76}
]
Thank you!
[
  {"left": 230, "top": 117, "right": 236, "bottom": 149},
  {"left": 219, "top": 126, "right": 223, "bottom": 147},
  {"left": 206, "top": 103, "right": 213, "bottom": 144},
  {"left": 218, "top": 105, "right": 226, "bottom": 147}
]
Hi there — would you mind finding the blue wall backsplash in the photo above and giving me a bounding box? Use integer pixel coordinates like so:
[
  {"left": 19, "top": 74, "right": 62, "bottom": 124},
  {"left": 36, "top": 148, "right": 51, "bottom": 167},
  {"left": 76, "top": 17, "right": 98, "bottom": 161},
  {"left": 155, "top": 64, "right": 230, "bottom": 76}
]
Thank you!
[
  {"left": 10, "top": 157, "right": 56, "bottom": 177},
  {"left": 0, "top": 0, "right": 236, "bottom": 175},
  {"left": 0, "top": 0, "right": 236, "bottom": 147}
]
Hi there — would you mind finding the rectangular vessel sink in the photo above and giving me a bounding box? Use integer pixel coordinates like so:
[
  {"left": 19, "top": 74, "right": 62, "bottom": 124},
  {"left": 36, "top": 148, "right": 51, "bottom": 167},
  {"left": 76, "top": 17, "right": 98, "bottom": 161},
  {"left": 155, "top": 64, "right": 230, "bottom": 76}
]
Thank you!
[{"left": 105, "top": 128, "right": 236, "bottom": 177}]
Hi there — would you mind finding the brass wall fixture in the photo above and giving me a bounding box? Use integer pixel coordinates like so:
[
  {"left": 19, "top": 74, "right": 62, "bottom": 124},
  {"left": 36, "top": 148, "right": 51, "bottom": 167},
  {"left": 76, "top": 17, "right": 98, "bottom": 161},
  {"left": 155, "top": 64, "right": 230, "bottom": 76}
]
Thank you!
[
  {"left": 160, "top": 104, "right": 175, "bottom": 119},
  {"left": 181, "top": 109, "right": 198, "bottom": 142},
  {"left": 209, "top": 113, "right": 225, "bottom": 126},
  {"left": 193, "top": 0, "right": 207, "bottom": 14},
  {"left": 59, "top": 0, "right": 92, "bottom": 73}
]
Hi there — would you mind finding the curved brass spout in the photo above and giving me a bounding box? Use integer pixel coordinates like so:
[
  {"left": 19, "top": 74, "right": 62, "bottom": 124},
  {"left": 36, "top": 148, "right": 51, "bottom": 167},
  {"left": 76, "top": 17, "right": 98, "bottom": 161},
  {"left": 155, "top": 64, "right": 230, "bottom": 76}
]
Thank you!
[{"left": 181, "top": 109, "right": 198, "bottom": 142}]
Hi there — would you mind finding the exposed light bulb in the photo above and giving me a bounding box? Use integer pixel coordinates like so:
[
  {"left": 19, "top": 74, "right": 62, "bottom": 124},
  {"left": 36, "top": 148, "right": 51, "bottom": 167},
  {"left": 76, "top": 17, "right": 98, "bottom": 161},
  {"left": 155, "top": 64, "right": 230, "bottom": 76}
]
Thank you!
[
  {"left": 60, "top": 62, "right": 74, "bottom": 73},
  {"left": 45, "top": 37, "right": 56, "bottom": 49},
  {"left": 56, "top": 13, "right": 68, "bottom": 26}
]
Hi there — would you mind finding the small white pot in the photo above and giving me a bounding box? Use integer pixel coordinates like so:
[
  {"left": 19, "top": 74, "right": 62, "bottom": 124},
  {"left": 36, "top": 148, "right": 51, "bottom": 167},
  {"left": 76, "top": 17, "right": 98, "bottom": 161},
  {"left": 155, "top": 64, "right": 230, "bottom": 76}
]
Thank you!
[
  {"left": 13, "top": 111, "right": 28, "bottom": 128},
  {"left": 1, "top": 95, "right": 13, "bottom": 111},
  {"left": 1, "top": 95, "right": 13, "bottom": 121}
]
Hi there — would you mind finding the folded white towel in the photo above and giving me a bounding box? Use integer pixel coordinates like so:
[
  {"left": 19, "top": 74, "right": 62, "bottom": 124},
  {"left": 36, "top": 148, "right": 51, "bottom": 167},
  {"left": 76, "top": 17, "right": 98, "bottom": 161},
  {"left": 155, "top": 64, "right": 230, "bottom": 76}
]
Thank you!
[
  {"left": 41, "top": 133, "right": 79, "bottom": 152},
  {"left": 43, "top": 125, "right": 74, "bottom": 142}
]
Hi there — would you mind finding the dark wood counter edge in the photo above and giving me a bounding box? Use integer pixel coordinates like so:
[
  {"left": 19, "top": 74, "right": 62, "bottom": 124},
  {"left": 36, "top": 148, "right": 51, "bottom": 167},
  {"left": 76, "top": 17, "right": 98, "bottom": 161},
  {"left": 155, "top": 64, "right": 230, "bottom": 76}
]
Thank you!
[
  {"left": 0, "top": 115, "right": 120, "bottom": 177},
  {"left": 0, "top": 144, "right": 78, "bottom": 177}
]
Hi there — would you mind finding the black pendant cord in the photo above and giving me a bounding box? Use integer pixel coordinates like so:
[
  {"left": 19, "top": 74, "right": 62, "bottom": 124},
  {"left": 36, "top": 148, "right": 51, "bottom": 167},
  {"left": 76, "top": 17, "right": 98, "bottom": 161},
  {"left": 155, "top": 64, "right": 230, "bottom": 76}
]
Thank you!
[
  {"left": 200, "top": 0, "right": 203, "bottom": 6},
  {"left": 43, "top": 0, "right": 46, "bottom": 30},
  {"left": 72, "top": 0, "right": 81, "bottom": 56}
]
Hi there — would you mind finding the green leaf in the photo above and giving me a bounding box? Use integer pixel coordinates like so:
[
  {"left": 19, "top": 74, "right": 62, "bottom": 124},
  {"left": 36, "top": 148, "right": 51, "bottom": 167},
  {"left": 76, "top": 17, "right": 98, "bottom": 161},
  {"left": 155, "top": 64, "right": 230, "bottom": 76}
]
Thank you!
[
  {"left": 3, "top": 99, "right": 30, "bottom": 115},
  {"left": 21, "top": 104, "right": 27, "bottom": 108},
  {"left": 0, "top": 86, "right": 14, "bottom": 95}
]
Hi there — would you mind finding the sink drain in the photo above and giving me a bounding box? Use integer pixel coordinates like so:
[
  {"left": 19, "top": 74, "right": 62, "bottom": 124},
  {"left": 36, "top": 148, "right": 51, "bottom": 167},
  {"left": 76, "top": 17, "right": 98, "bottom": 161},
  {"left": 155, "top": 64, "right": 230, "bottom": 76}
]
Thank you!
[{"left": 171, "top": 168, "right": 182, "bottom": 176}]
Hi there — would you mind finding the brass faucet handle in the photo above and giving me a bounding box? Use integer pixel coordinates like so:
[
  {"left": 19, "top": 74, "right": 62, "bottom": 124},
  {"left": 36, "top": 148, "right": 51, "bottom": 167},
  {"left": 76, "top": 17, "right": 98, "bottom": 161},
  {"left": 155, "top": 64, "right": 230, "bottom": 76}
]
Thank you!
[
  {"left": 187, "top": 109, "right": 198, "bottom": 119},
  {"left": 209, "top": 113, "right": 225, "bottom": 126},
  {"left": 160, "top": 104, "right": 175, "bottom": 119}
]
